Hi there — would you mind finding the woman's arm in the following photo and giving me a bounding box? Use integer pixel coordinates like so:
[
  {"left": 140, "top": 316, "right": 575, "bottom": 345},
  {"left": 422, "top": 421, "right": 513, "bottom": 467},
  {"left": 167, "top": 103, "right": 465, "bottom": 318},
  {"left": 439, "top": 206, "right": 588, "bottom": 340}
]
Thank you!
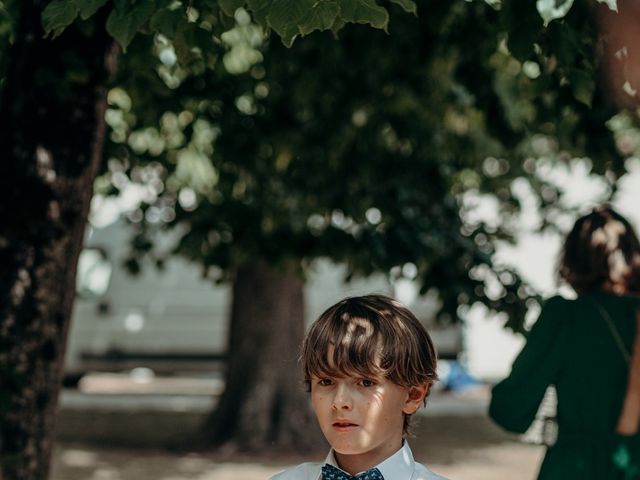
[
  {"left": 489, "top": 296, "right": 568, "bottom": 433},
  {"left": 616, "top": 310, "right": 640, "bottom": 435}
]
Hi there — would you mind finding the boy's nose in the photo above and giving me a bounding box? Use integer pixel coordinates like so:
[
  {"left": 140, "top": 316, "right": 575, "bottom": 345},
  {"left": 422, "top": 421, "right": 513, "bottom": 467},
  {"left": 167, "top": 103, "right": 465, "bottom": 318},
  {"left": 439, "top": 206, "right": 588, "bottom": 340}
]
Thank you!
[{"left": 332, "top": 384, "right": 353, "bottom": 410}]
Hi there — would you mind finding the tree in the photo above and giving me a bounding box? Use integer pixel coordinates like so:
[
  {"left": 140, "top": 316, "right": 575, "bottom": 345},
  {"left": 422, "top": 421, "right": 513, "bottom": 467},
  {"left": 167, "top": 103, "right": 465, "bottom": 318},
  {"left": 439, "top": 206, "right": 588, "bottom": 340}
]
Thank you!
[
  {"left": 595, "top": 0, "right": 640, "bottom": 110},
  {"left": 0, "top": 4, "right": 116, "bottom": 479},
  {"left": 0, "top": 1, "right": 415, "bottom": 478},
  {"left": 102, "top": 0, "right": 635, "bottom": 453}
]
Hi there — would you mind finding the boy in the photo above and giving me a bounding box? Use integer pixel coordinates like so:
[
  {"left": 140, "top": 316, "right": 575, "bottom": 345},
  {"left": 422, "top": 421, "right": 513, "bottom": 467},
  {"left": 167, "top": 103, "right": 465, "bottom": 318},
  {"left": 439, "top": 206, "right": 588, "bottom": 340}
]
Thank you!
[{"left": 272, "top": 294, "right": 448, "bottom": 480}]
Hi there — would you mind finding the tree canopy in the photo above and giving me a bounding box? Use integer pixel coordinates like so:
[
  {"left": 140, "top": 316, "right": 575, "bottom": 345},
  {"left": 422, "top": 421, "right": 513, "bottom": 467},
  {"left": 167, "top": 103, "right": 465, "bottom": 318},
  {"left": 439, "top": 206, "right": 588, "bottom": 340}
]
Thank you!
[{"left": 92, "top": 0, "right": 637, "bottom": 333}]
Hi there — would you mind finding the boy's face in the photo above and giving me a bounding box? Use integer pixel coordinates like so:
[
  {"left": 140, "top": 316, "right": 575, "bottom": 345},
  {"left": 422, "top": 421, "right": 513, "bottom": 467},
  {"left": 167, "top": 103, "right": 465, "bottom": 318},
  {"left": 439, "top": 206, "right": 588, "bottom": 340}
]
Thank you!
[{"left": 311, "top": 371, "right": 427, "bottom": 470}]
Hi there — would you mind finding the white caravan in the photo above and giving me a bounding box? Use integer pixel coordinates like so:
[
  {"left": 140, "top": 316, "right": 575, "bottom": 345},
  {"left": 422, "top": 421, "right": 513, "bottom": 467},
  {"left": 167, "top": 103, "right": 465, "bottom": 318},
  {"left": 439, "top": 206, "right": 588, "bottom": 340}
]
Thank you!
[{"left": 64, "top": 220, "right": 461, "bottom": 382}]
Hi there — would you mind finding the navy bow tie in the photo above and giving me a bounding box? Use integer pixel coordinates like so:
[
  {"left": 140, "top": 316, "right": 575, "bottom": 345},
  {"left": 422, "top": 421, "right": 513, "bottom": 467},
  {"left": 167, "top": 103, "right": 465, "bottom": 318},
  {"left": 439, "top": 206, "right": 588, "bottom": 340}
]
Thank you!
[{"left": 321, "top": 463, "right": 384, "bottom": 480}]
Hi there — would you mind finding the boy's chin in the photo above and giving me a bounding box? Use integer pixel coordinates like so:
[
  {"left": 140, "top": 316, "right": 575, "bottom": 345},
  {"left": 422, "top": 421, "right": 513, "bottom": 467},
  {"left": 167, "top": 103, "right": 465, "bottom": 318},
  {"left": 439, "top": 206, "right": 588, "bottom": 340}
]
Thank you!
[
  {"left": 329, "top": 439, "right": 372, "bottom": 456},
  {"left": 333, "top": 446, "right": 368, "bottom": 456}
]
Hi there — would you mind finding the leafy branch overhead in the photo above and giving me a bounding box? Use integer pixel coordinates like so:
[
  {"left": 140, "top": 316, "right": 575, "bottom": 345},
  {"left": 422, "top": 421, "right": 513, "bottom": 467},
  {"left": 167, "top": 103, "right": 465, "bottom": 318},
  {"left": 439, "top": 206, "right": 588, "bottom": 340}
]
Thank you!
[
  {"left": 499, "top": 0, "right": 619, "bottom": 109},
  {"left": 42, "top": 0, "right": 627, "bottom": 110},
  {"left": 42, "top": 0, "right": 417, "bottom": 49}
]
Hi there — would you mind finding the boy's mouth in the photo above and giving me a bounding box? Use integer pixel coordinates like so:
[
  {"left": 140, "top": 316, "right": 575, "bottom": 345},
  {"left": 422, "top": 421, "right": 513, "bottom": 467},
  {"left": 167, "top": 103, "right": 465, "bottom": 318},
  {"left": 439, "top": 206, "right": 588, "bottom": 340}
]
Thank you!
[{"left": 332, "top": 419, "right": 358, "bottom": 429}]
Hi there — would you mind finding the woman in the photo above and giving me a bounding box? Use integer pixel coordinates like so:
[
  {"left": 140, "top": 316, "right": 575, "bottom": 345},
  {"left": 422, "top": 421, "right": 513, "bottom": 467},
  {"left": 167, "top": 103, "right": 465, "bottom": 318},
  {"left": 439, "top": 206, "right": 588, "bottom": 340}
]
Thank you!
[{"left": 490, "top": 206, "right": 640, "bottom": 479}]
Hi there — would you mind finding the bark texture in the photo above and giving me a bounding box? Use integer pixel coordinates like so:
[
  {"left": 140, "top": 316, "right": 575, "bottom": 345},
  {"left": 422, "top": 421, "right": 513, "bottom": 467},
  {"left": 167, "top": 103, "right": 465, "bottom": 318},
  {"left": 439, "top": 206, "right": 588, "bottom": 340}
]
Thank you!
[
  {"left": 203, "top": 262, "right": 324, "bottom": 452},
  {"left": 0, "top": 2, "right": 115, "bottom": 478}
]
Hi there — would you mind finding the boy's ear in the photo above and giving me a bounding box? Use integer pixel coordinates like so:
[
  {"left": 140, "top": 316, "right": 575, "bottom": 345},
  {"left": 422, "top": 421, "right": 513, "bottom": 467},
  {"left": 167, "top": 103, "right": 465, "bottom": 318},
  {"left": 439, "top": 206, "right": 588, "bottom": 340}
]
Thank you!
[{"left": 403, "top": 384, "right": 429, "bottom": 415}]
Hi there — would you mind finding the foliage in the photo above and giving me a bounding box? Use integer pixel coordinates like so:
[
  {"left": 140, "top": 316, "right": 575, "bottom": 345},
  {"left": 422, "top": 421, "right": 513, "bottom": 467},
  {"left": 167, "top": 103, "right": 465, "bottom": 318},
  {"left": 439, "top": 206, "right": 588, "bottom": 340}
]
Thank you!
[
  {"left": 41, "top": 0, "right": 417, "bottom": 50},
  {"left": 1, "top": 1, "right": 634, "bottom": 336},
  {"left": 92, "top": 0, "right": 637, "bottom": 334},
  {"left": 34, "top": 0, "right": 627, "bottom": 119},
  {"left": 0, "top": 0, "right": 17, "bottom": 85}
]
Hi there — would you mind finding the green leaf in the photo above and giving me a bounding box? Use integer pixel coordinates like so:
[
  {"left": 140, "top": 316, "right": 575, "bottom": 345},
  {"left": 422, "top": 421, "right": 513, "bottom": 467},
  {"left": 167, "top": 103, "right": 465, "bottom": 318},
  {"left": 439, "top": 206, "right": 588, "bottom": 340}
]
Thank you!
[
  {"left": 73, "top": 0, "right": 110, "bottom": 20},
  {"left": 483, "top": 0, "right": 501, "bottom": 8},
  {"left": 596, "top": 0, "right": 617, "bottom": 12},
  {"left": 42, "top": 0, "right": 78, "bottom": 37},
  {"left": 330, "top": 16, "right": 346, "bottom": 36},
  {"left": 267, "top": 0, "right": 314, "bottom": 47},
  {"left": 566, "top": 68, "right": 595, "bottom": 107},
  {"left": 505, "top": 0, "right": 542, "bottom": 61},
  {"left": 149, "top": 7, "right": 184, "bottom": 38},
  {"left": 339, "top": 0, "right": 389, "bottom": 30},
  {"left": 536, "top": 0, "right": 574, "bottom": 27},
  {"left": 106, "top": 0, "right": 157, "bottom": 51},
  {"left": 172, "top": 21, "right": 214, "bottom": 65},
  {"left": 246, "top": 0, "right": 271, "bottom": 27},
  {"left": 219, "top": 0, "right": 246, "bottom": 16},
  {"left": 113, "top": 0, "right": 128, "bottom": 12},
  {"left": 389, "top": 0, "right": 417, "bottom": 15},
  {"left": 298, "top": 1, "right": 340, "bottom": 36},
  {"left": 549, "top": 22, "right": 583, "bottom": 67}
]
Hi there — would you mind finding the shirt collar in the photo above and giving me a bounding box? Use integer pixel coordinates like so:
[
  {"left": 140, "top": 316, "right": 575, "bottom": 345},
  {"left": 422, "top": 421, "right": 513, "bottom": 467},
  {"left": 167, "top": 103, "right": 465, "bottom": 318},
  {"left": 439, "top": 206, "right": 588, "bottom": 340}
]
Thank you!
[{"left": 324, "top": 441, "right": 415, "bottom": 478}]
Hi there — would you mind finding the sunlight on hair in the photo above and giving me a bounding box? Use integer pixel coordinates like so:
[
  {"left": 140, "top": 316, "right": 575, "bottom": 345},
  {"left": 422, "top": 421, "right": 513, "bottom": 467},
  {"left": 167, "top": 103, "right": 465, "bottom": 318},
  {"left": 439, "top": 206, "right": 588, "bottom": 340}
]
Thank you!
[
  {"left": 609, "top": 250, "right": 631, "bottom": 283},
  {"left": 591, "top": 220, "right": 626, "bottom": 251},
  {"left": 342, "top": 316, "right": 375, "bottom": 345}
]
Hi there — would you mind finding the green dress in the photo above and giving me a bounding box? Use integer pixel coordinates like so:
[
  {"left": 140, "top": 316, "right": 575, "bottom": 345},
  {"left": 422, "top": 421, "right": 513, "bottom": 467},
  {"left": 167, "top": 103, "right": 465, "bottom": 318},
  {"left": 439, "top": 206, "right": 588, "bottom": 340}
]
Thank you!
[{"left": 489, "top": 292, "right": 640, "bottom": 479}]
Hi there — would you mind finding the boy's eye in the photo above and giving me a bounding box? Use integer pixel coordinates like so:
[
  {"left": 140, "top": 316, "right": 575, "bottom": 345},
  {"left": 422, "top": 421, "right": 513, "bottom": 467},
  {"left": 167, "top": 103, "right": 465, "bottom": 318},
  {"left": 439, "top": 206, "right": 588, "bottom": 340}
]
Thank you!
[
  {"left": 359, "top": 378, "right": 376, "bottom": 387},
  {"left": 318, "top": 378, "right": 334, "bottom": 386}
]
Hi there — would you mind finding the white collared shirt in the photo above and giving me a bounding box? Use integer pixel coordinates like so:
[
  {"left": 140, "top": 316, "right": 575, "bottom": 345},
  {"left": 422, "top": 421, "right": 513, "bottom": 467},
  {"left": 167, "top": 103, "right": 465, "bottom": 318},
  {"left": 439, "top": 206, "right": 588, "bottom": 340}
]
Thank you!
[{"left": 270, "top": 442, "right": 448, "bottom": 480}]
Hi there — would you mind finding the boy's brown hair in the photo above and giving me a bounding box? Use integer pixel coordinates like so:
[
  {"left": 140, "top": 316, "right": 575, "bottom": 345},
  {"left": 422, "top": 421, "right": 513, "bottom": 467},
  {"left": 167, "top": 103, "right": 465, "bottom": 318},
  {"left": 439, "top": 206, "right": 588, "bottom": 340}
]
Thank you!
[{"left": 300, "top": 294, "right": 438, "bottom": 433}]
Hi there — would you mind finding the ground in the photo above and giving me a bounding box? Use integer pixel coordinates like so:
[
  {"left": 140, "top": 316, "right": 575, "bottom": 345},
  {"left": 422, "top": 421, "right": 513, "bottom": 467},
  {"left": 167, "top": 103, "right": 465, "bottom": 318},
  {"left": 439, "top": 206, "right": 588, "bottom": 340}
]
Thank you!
[
  {"left": 51, "top": 377, "right": 546, "bottom": 479},
  {"left": 52, "top": 415, "right": 545, "bottom": 479}
]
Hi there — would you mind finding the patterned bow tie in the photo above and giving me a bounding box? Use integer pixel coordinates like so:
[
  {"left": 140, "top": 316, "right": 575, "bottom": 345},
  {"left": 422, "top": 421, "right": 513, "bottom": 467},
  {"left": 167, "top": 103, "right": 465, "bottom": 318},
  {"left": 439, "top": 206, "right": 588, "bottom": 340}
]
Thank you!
[{"left": 321, "top": 463, "right": 384, "bottom": 480}]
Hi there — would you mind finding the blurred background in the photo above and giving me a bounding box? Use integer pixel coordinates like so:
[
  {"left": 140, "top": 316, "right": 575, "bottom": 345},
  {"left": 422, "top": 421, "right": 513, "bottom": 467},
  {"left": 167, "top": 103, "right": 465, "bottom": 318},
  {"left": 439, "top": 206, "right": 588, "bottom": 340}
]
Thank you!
[
  {"left": 51, "top": 159, "right": 640, "bottom": 480},
  {"left": 4, "top": 0, "right": 640, "bottom": 479}
]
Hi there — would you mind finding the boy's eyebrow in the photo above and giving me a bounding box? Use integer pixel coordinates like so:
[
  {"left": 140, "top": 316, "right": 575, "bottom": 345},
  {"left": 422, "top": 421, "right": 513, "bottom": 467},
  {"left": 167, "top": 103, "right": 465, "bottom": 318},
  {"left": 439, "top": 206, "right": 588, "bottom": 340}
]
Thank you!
[
  {"left": 311, "top": 372, "right": 342, "bottom": 378},
  {"left": 311, "top": 369, "right": 383, "bottom": 379}
]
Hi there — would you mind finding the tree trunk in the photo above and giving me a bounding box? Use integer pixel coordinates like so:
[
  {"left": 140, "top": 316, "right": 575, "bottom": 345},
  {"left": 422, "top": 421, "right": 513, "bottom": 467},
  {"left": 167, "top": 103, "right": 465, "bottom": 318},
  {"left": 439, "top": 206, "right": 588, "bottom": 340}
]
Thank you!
[
  {"left": 0, "top": 2, "right": 115, "bottom": 478},
  {"left": 202, "top": 261, "right": 325, "bottom": 452},
  {"left": 595, "top": 0, "right": 640, "bottom": 110}
]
